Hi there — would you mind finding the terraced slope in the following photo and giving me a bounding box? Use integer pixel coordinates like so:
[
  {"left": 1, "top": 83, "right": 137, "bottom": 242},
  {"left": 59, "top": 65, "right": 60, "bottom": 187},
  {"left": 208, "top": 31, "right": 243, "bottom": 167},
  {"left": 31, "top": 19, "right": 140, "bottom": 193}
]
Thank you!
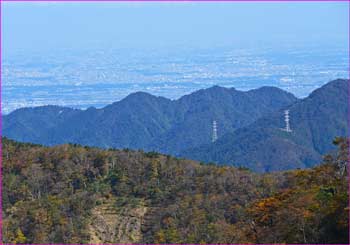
[{"left": 88, "top": 198, "right": 147, "bottom": 244}]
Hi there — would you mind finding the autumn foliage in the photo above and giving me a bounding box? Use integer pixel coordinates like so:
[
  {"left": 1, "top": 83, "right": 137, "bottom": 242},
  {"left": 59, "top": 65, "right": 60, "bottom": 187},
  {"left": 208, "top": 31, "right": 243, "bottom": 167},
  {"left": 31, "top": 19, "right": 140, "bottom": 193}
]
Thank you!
[{"left": 2, "top": 137, "right": 349, "bottom": 243}]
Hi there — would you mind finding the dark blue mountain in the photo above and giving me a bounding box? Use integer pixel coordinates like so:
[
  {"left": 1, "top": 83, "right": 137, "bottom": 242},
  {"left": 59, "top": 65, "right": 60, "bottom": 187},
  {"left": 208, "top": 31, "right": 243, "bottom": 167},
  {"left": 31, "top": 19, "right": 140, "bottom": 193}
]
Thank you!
[
  {"left": 180, "top": 79, "right": 349, "bottom": 172},
  {"left": 3, "top": 85, "right": 297, "bottom": 155}
]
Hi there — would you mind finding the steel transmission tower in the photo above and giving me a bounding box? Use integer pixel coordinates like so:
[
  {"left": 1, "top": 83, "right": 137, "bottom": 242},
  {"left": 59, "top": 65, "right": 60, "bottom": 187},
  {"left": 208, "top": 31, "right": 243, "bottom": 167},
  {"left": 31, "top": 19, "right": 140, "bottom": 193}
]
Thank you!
[
  {"left": 212, "top": 120, "right": 218, "bottom": 142},
  {"left": 284, "top": 110, "right": 292, "bottom": 132}
]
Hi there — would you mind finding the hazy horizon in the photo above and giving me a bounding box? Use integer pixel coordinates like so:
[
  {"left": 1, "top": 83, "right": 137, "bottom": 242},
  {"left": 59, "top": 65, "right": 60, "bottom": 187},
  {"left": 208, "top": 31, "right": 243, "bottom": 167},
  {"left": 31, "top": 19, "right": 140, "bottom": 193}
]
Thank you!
[
  {"left": 2, "top": 2, "right": 349, "bottom": 114},
  {"left": 3, "top": 2, "right": 349, "bottom": 53}
]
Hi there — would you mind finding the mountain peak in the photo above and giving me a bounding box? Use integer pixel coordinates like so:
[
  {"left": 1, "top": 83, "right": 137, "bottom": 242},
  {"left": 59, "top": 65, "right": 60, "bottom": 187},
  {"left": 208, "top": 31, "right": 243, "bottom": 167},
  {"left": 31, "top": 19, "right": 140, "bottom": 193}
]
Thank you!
[
  {"left": 113, "top": 91, "right": 166, "bottom": 106},
  {"left": 123, "top": 91, "right": 172, "bottom": 102},
  {"left": 181, "top": 85, "right": 236, "bottom": 99},
  {"left": 308, "top": 78, "right": 348, "bottom": 99},
  {"left": 125, "top": 91, "right": 154, "bottom": 99},
  {"left": 207, "top": 85, "right": 236, "bottom": 92},
  {"left": 248, "top": 86, "right": 296, "bottom": 97}
]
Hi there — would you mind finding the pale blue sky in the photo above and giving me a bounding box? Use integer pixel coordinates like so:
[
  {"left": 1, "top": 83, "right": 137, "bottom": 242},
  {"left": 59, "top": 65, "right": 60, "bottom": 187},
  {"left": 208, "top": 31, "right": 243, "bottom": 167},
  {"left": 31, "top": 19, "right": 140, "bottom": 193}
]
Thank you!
[{"left": 3, "top": 2, "right": 349, "bottom": 53}]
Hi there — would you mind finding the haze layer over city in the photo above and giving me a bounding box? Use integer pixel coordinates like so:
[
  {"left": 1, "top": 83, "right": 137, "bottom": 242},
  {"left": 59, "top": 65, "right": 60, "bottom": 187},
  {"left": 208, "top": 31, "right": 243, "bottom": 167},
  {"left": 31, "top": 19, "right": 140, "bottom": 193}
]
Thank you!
[{"left": 2, "top": 2, "right": 348, "bottom": 114}]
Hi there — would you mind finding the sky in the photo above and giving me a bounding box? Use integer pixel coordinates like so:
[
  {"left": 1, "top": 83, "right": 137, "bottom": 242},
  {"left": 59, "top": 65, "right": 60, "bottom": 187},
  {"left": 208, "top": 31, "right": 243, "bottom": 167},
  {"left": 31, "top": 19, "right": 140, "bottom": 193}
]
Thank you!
[{"left": 2, "top": 2, "right": 349, "bottom": 53}]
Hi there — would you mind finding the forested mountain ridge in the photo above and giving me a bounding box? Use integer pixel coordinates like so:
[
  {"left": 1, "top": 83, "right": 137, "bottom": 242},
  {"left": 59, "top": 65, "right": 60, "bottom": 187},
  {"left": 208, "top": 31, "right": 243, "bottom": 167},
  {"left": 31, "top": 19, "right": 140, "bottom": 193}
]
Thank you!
[
  {"left": 147, "top": 85, "right": 298, "bottom": 154},
  {"left": 181, "top": 79, "right": 349, "bottom": 172},
  {"left": 3, "top": 85, "right": 297, "bottom": 154},
  {"left": 2, "top": 137, "right": 349, "bottom": 244},
  {"left": 3, "top": 79, "right": 348, "bottom": 173}
]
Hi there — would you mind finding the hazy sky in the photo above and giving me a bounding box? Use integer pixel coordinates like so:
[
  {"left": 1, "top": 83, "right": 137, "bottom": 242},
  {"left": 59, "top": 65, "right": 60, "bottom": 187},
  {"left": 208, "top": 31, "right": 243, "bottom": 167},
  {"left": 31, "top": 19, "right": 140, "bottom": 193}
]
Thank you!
[{"left": 3, "top": 2, "right": 349, "bottom": 53}]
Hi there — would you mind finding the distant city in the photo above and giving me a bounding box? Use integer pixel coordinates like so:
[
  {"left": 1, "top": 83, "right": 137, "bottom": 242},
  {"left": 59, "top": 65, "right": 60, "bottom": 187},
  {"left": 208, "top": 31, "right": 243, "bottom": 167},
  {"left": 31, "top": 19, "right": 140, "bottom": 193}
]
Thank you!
[{"left": 2, "top": 45, "right": 348, "bottom": 114}]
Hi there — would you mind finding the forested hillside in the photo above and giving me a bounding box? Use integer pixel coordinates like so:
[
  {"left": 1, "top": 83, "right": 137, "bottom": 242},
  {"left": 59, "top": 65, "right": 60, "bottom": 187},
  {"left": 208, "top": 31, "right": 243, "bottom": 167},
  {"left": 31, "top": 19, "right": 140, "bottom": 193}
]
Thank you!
[
  {"left": 4, "top": 79, "right": 348, "bottom": 173},
  {"left": 182, "top": 79, "right": 349, "bottom": 172},
  {"left": 3, "top": 137, "right": 349, "bottom": 244},
  {"left": 3, "top": 85, "right": 297, "bottom": 154}
]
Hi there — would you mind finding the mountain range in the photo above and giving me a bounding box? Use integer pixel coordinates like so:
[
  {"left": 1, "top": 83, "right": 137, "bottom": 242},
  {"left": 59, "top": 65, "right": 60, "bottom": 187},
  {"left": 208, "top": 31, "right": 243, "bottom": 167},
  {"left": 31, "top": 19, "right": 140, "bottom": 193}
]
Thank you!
[
  {"left": 3, "top": 85, "right": 296, "bottom": 151},
  {"left": 181, "top": 79, "right": 349, "bottom": 172},
  {"left": 3, "top": 79, "right": 348, "bottom": 172}
]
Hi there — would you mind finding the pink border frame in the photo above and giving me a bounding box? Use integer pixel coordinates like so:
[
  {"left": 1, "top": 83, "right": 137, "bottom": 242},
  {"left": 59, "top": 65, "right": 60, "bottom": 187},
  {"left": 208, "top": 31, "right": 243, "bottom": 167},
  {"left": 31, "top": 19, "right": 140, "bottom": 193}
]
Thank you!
[
  {"left": 0, "top": 0, "right": 349, "bottom": 244},
  {"left": 1, "top": 0, "right": 349, "bottom": 2}
]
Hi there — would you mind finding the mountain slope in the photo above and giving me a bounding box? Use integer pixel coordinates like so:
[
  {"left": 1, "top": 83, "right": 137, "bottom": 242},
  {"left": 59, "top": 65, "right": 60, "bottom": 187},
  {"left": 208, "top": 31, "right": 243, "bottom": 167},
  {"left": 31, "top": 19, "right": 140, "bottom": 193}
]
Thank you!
[
  {"left": 2, "top": 105, "right": 80, "bottom": 143},
  {"left": 147, "top": 86, "right": 297, "bottom": 154},
  {"left": 3, "top": 137, "right": 349, "bottom": 243},
  {"left": 3, "top": 85, "right": 297, "bottom": 155},
  {"left": 181, "top": 79, "right": 349, "bottom": 172}
]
